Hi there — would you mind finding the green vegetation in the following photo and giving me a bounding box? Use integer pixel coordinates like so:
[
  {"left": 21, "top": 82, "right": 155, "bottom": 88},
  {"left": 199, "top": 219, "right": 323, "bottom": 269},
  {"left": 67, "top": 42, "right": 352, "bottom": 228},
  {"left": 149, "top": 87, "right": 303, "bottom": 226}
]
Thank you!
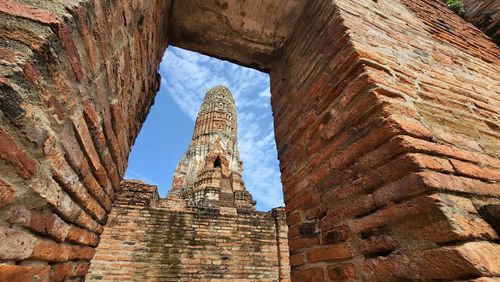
[{"left": 447, "top": 0, "right": 466, "bottom": 17}]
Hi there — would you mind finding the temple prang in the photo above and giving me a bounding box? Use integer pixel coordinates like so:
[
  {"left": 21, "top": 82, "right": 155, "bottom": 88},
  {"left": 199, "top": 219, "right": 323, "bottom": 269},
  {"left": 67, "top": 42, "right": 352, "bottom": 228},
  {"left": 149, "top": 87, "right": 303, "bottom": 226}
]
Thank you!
[{"left": 167, "top": 85, "right": 256, "bottom": 212}]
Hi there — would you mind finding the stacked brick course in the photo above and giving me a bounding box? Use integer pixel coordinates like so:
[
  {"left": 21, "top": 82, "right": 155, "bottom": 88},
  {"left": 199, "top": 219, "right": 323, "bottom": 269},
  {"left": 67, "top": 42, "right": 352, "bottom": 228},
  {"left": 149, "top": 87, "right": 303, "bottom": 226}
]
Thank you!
[
  {"left": 271, "top": 0, "right": 499, "bottom": 280},
  {"left": 463, "top": 0, "right": 499, "bottom": 44},
  {"left": 0, "top": 0, "right": 169, "bottom": 280}
]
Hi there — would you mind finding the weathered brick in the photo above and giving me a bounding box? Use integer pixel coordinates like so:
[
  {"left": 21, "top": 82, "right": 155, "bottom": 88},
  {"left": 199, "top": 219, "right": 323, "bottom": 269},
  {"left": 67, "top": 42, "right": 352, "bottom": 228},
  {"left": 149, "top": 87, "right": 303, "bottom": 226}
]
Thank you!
[
  {"left": 7, "top": 205, "right": 70, "bottom": 242},
  {"left": 0, "top": 265, "right": 50, "bottom": 282},
  {"left": 327, "top": 263, "right": 356, "bottom": 281},
  {"left": 58, "top": 25, "right": 83, "bottom": 82},
  {"left": 289, "top": 237, "right": 319, "bottom": 251},
  {"left": 66, "top": 225, "right": 100, "bottom": 247},
  {"left": 44, "top": 140, "right": 107, "bottom": 222},
  {"left": 323, "top": 225, "right": 350, "bottom": 244},
  {"left": 0, "top": 0, "right": 499, "bottom": 281},
  {"left": 0, "top": 226, "right": 37, "bottom": 260},
  {"left": 291, "top": 267, "right": 326, "bottom": 282},
  {"left": 361, "top": 235, "right": 399, "bottom": 255},
  {"left": 0, "top": 127, "right": 36, "bottom": 179},
  {"left": 450, "top": 159, "right": 500, "bottom": 181},
  {"left": 30, "top": 239, "right": 96, "bottom": 262},
  {"left": 305, "top": 243, "right": 353, "bottom": 263},
  {"left": 290, "top": 253, "right": 305, "bottom": 267},
  {"left": 71, "top": 112, "right": 113, "bottom": 196},
  {"left": 0, "top": 178, "right": 15, "bottom": 206},
  {"left": 51, "top": 262, "right": 74, "bottom": 282},
  {"left": 286, "top": 212, "right": 302, "bottom": 226},
  {"left": 319, "top": 194, "right": 375, "bottom": 230},
  {"left": 363, "top": 241, "right": 500, "bottom": 280},
  {"left": 88, "top": 181, "right": 288, "bottom": 281},
  {"left": 0, "top": 1, "right": 59, "bottom": 25},
  {"left": 0, "top": 47, "right": 19, "bottom": 63}
]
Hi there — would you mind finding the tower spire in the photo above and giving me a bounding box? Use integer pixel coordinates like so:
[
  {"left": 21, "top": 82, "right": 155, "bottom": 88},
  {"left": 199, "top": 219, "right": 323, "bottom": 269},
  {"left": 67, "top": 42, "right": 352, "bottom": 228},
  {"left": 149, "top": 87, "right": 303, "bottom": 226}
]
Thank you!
[{"left": 168, "top": 85, "right": 255, "bottom": 211}]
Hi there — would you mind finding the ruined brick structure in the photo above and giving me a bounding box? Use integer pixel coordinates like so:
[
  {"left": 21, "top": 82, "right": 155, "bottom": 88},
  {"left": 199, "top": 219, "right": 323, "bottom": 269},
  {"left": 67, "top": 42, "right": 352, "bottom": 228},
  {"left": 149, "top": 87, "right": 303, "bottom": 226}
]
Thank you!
[
  {"left": 86, "top": 180, "right": 289, "bottom": 281},
  {"left": 462, "top": 0, "right": 499, "bottom": 45},
  {"left": 86, "top": 86, "right": 290, "bottom": 281},
  {"left": 167, "top": 85, "right": 256, "bottom": 212},
  {"left": 0, "top": 0, "right": 499, "bottom": 281}
]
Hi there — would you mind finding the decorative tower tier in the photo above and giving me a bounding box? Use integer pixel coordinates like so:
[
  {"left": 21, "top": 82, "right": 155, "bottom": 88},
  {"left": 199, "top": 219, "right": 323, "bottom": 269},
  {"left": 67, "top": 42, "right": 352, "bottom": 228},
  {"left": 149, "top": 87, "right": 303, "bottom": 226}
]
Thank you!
[{"left": 167, "top": 85, "right": 256, "bottom": 211}]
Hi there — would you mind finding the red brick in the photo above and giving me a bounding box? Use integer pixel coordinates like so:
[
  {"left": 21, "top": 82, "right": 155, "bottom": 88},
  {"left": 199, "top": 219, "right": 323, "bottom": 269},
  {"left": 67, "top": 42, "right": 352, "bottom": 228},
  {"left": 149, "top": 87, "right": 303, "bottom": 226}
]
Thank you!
[
  {"left": 387, "top": 114, "right": 433, "bottom": 139},
  {"left": 51, "top": 262, "right": 74, "bottom": 282},
  {"left": 361, "top": 235, "right": 399, "bottom": 255},
  {"left": 285, "top": 190, "right": 314, "bottom": 213},
  {"left": 75, "top": 6, "right": 99, "bottom": 73},
  {"left": 44, "top": 141, "right": 107, "bottom": 222},
  {"left": 291, "top": 267, "right": 326, "bottom": 282},
  {"left": 0, "top": 178, "right": 15, "bottom": 206},
  {"left": 7, "top": 205, "right": 70, "bottom": 242},
  {"left": 319, "top": 195, "right": 375, "bottom": 231},
  {"left": 30, "top": 239, "right": 96, "bottom": 262},
  {"left": 82, "top": 173, "right": 112, "bottom": 212},
  {"left": 450, "top": 159, "right": 500, "bottom": 182},
  {"left": 30, "top": 240, "right": 70, "bottom": 262},
  {"left": 286, "top": 212, "right": 301, "bottom": 226},
  {"left": 350, "top": 195, "right": 434, "bottom": 234},
  {"left": 290, "top": 253, "right": 305, "bottom": 266},
  {"left": 71, "top": 112, "right": 113, "bottom": 195},
  {"left": 288, "top": 237, "right": 319, "bottom": 251},
  {"left": 0, "top": 265, "right": 50, "bottom": 282},
  {"left": 83, "top": 100, "right": 121, "bottom": 190},
  {"left": 0, "top": 127, "right": 37, "bottom": 179},
  {"left": 69, "top": 244, "right": 96, "bottom": 261},
  {"left": 73, "top": 262, "right": 90, "bottom": 276},
  {"left": 0, "top": 1, "right": 59, "bottom": 25},
  {"left": 373, "top": 171, "right": 500, "bottom": 209},
  {"left": 66, "top": 225, "right": 100, "bottom": 247},
  {"left": 397, "top": 135, "right": 500, "bottom": 169},
  {"left": 58, "top": 25, "right": 83, "bottom": 82},
  {"left": 327, "top": 263, "right": 356, "bottom": 281},
  {"left": 22, "top": 62, "right": 40, "bottom": 85},
  {"left": 363, "top": 241, "right": 500, "bottom": 280},
  {"left": 305, "top": 243, "right": 353, "bottom": 263},
  {"left": 288, "top": 225, "right": 300, "bottom": 238},
  {"left": 323, "top": 225, "right": 350, "bottom": 244},
  {"left": 0, "top": 47, "right": 19, "bottom": 63},
  {"left": 0, "top": 227, "right": 36, "bottom": 260}
]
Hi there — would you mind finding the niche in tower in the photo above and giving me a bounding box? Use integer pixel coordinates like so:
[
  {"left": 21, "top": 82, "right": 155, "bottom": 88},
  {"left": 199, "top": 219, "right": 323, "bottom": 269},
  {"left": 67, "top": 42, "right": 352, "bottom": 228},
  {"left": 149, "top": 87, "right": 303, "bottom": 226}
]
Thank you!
[{"left": 214, "top": 156, "right": 222, "bottom": 168}]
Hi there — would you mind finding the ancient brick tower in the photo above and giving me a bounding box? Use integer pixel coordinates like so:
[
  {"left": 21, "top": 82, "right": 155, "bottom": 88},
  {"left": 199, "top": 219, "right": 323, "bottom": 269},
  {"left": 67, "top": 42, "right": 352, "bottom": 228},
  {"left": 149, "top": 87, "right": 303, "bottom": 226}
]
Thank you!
[
  {"left": 167, "top": 85, "right": 256, "bottom": 211},
  {"left": 86, "top": 86, "right": 290, "bottom": 281}
]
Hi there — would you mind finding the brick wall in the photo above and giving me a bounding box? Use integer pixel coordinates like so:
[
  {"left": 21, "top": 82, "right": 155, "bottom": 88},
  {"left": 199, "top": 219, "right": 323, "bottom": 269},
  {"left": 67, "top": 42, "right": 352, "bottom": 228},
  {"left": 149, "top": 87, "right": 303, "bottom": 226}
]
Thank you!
[
  {"left": 0, "top": 0, "right": 169, "bottom": 280},
  {"left": 271, "top": 0, "right": 499, "bottom": 280},
  {"left": 463, "top": 0, "right": 499, "bottom": 45},
  {"left": 86, "top": 181, "right": 290, "bottom": 281}
]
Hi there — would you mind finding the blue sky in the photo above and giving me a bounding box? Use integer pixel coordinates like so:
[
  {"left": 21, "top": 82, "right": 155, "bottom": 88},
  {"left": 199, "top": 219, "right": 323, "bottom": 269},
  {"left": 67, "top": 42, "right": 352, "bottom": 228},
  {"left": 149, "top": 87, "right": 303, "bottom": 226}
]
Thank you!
[{"left": 124, "top": 46, "right": 283, "bottom": 211}]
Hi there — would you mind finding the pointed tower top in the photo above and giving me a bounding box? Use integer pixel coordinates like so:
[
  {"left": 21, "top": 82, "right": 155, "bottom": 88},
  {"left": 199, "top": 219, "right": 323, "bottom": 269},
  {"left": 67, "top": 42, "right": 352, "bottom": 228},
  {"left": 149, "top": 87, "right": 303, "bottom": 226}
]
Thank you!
[
  {"left": 167, "top": 85, "right": 256, "bottom": 212},
  {"left": 199, "top": 85, "right": 236, "bottom": 115}
]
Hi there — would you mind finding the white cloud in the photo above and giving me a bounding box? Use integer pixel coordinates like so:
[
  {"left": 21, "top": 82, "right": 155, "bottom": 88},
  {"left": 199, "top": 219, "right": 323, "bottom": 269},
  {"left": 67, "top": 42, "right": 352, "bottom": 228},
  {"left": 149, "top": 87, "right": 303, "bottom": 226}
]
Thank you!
[{"left": 159, "top": 47, "right": 284, "bottom": 210}]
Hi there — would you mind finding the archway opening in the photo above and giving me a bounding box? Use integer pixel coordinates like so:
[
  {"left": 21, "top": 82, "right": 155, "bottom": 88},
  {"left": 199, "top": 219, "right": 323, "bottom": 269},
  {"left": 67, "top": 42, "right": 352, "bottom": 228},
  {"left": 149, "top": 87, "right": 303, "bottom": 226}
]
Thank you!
[
  {"left": 214, "top": 156, "right": 222, "bottom": 168},
  {"left": 124, "top": 46, "right": 283, "bottom": 212}
]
